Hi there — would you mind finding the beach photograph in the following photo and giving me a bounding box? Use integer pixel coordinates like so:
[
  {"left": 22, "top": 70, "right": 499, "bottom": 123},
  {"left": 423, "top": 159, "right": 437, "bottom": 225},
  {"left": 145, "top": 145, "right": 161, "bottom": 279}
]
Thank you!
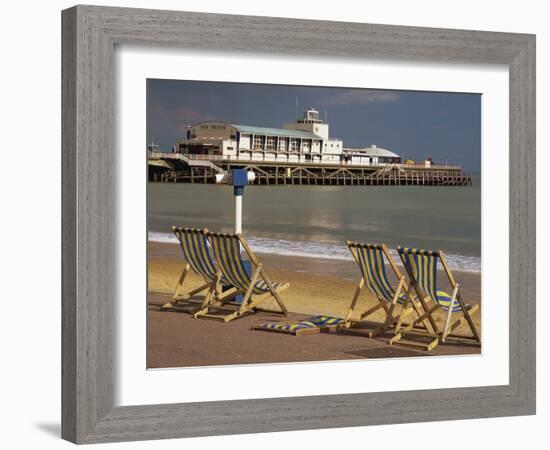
[{"left": 146, "top": 80, "right": 482, "bottom": 368}]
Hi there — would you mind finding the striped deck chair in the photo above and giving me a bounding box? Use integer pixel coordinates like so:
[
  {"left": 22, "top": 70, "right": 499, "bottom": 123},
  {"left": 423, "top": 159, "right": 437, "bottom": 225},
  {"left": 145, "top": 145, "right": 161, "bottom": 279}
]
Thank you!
[
  {"left": 253, "top": 315, "right": 344, "bottom": 336},
  {"left": 344, "top": 242, "right": 426, "bottom": 338},
  {"left": 392, "top": 246, "right": 480, "bottom": 350},
  {"left": 193, "top": 232, "right": 289, "bottom": 322},
  {"left": 161, "top": 227, "right": 237, "bottom": 313}
]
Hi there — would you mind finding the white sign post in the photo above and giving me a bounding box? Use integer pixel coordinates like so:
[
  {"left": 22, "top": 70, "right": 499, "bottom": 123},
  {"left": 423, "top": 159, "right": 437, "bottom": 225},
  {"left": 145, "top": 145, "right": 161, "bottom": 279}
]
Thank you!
[
  {"left": 214, "top": 168, "right": 256, "bottom": 305},
  {"left": 215, "top": 169, "right": 256, "bottom": 234}
]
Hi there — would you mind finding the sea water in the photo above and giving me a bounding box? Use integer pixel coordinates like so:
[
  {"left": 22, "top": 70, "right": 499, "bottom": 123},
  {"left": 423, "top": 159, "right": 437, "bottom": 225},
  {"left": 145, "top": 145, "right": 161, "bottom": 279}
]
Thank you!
[{"left": 147, "top": 177, "right": 481, "bottom": 272}]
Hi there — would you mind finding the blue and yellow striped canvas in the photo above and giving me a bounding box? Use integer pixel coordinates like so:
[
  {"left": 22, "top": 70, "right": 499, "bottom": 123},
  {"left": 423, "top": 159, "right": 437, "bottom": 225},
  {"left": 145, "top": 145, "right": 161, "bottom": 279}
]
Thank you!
[
  {"left": 351, "top": 244, "right": 406, "bottom": 305},
  {"left": 255, "top": 315, "right": 344, "bottom": 335},
  {"left": 434, "top": 290, "right": 462, "bottom": 313},
  {"left": 173, "top": 228, "right": 224, "bottom": 284},
  {"left": 398, "top": 247, "right": 461, "bottom": 312},
  {"left": 208, "top": 233, "right": 280, "bottom": 295}
]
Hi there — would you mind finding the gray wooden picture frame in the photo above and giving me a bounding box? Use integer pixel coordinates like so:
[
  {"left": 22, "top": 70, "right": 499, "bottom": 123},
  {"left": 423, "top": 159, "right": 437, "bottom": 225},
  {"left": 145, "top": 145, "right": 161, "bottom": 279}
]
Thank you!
[{"left": 61, "top": 5, "right": 536, "bottom": 444}]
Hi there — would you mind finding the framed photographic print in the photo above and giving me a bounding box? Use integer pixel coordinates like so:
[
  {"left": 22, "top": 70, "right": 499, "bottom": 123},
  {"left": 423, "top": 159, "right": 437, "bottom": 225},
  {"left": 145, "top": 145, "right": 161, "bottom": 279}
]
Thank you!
[{"left": 62, "top": 5, "right": 536, "bottom": 444}]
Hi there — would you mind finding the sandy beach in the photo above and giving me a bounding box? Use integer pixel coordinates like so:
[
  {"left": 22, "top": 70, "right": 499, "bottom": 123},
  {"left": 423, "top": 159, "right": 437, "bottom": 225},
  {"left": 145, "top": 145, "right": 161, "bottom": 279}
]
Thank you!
[{"left": 147, "top": 241, "right": 481, "bottom": 368}]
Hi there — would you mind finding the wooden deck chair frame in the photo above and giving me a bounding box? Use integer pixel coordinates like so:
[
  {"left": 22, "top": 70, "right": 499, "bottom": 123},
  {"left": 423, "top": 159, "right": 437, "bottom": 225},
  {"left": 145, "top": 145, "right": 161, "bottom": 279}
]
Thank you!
[
  {"left": 161, "top": 227, "right": 238, "bottom": 313},
  {"left": 344, "top": 242, "right": 427, "bottom": 338},
  {"left": 391, "top": 246, "right": 481, "bottom": 351},
  {"left": 194, "top": 232, "right": 289, "bottom": 322}
]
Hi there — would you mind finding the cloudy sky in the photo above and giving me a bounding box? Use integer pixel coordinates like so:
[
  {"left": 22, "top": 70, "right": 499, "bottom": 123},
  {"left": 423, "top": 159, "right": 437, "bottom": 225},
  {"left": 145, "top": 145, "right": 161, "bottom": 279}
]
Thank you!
[{"left": 147, "top": 79, "right": 481, "bottom": 172}]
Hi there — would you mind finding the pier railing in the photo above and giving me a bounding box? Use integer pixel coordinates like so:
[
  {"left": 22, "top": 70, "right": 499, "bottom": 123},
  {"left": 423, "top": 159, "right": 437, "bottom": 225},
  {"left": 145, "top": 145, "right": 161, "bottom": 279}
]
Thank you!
[
  {"left": 148, "top": 151, "right": 471, "bottom": 186},
  {"left": 176, "top": 153, "right": 463, "bottom": 170},
  {"left": 148, "top": 151, "right": 225, "bottom": 173}
]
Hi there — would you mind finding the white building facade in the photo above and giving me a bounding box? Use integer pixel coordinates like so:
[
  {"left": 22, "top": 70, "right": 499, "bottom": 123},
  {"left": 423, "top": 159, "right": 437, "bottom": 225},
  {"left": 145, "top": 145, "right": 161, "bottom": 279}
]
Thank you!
[
  {"left": 342, "top": 145, "right": 401, "bottom": 165},
  {"left": 176, "top": 108, "right": 400, "bottom": 165}
]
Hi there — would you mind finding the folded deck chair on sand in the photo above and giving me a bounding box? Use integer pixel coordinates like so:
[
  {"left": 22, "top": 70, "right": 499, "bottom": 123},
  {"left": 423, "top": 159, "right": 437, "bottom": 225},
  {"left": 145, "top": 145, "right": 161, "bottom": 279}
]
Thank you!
[
  {"left": 193, "top": 232, "right": 289, "bottom": 322},
  {"left": 343, "top": 242, "right": 427, "bottom": 338},
  {"left": 161, "top": 227, "right": 238, "bottom": 313},
  {"left": 391, "top": 246, "right": 481, "bottom": 351},
  {"left": 253, "top": 315, "right": 344, "bottom": 336}
]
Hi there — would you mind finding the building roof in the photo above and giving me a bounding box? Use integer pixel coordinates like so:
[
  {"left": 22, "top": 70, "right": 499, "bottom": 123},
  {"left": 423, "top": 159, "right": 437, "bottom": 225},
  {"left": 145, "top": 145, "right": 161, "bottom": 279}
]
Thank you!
[
  {"left": 231, "top": 124, "right": 320, "bottom": 140},
  {"left": 343, "top": 145, "right": 400, "bottom": 158}
]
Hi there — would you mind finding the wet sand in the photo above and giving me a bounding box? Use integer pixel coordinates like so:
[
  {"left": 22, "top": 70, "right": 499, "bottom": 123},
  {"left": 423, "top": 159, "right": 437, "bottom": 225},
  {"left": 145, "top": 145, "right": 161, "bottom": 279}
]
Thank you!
[{"left": 148, "top": 241, "right": 481, "bottom": 368}]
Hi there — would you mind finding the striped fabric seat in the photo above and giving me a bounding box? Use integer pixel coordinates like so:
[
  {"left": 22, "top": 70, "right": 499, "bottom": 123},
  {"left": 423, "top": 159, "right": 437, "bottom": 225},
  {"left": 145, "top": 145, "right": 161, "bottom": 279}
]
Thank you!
[
  {"left": 355, "top": 244, "right": 407, "bottom": 304},
  {"left": 253, "top": 279, "right": 284, "bottom": 293},
  {"left": 435, "top": 290, "right": 464, "bottom": 313},
  {"left": 344, "top": 241, "right": 417, "bottom": 339},
  {"left": 208, "top": 233, "right": 280, "bottom": 295},
  {"left": 173, "top": 227, "right": 227, "bottom": 284},
  {"left": 393, "top": 246, "right": 481, "bottom": 349},
  {"left": 254, "top": 315, "right": 344, "bottom": 335},
  {"left": 195, "top": 232, "right": 288, "bottom": 322},
  {"left": 397, "top": 247, "right": 462, "bottom": 312},
  {"left": 164, "top": 227, "right": 239, "bottom": 314}
]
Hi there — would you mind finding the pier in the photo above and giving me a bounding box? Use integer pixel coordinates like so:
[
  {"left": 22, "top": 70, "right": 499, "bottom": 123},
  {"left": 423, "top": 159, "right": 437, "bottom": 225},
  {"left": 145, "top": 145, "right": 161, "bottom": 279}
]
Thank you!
[{"left": 148, "top": 152, "right": 472, "bottom": 186}]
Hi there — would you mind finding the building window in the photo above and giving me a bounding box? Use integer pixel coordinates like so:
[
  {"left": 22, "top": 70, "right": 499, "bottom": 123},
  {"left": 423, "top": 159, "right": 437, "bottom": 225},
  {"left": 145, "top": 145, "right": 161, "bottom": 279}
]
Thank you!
[
  {"left": 278, "top": 138, "right": 287, "bottom": 151},
  {"left": 290, "top": 139, "right": 300, "bottom": 152},
  {"left": 254, "top": 135, "right": 264, "bottom": 150},
  {"left": 266, "top": 136, "right": 276, "bottom": 150}
]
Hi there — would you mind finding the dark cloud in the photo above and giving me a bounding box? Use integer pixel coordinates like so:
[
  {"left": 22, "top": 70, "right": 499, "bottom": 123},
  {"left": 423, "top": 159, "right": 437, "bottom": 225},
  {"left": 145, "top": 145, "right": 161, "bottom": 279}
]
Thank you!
[{"left": 318, "top": 90, "right": 400, "bottom": 106}]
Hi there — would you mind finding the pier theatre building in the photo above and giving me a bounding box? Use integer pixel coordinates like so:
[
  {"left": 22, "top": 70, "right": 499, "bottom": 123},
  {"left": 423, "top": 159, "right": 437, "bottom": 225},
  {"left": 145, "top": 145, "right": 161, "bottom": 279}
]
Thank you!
[{"left": 175, "top": 108, "right": 401, "bottom": 166}]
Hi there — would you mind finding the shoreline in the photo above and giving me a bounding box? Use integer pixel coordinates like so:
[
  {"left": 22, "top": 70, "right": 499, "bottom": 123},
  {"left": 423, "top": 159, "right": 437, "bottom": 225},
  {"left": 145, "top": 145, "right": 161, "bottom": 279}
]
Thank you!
[{"left": 148, "top": 232, "right": 482, "bottom": 274}]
